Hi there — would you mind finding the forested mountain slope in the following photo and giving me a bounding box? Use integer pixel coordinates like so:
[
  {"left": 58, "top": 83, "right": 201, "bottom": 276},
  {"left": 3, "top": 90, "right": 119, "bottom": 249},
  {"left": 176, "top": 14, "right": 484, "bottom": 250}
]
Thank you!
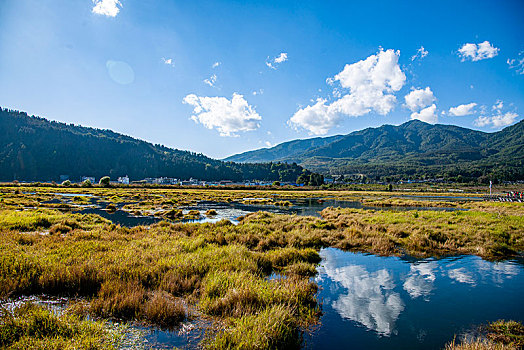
[
  {"left": 226, "top": 120, "right": 524, "bottom": 181},
  {"left": 0, "top": 108, "right": 310, "bottom": 182}
]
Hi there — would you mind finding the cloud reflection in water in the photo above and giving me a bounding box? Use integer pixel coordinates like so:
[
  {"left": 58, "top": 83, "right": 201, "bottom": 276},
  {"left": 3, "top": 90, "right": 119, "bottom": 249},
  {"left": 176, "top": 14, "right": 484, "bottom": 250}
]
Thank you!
[
  {"left": 403, "top": 261, "right": 437, "bottom": 300},
  {"left": 318, "top": 253, "right": 404, "bottom": 336}
]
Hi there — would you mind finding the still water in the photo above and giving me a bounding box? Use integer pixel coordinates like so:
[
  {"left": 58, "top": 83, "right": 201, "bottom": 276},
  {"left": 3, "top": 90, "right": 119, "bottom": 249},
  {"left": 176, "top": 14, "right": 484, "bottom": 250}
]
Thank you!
[
  {"left": 305, "top": 248, "right": 524, "bottom": 350},
  {"left": 78, "top": 198, "right": 462, "bottom": 228}
]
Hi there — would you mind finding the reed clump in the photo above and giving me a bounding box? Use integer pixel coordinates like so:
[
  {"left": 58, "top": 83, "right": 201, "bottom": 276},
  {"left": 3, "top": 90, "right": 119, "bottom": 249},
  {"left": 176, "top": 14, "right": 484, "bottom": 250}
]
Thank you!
[
  {"left": 0, "top": 303, "right": 124, "bottom": 349},
  {"left": 444, "top": 338, "right": 518, "bottom": 350},
  {"left": 444, "top": 320, "right": 523, "bottom": 350},
  {"left": 487, "top": 320, "right": 524, "bottom": 348}
]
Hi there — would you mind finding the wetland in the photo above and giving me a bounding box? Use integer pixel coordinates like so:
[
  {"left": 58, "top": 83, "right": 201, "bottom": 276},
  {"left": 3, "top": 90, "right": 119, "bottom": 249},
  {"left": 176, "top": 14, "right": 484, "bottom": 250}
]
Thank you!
[{"left": 0, "top": 185, "right": 523, "bottom": 349}]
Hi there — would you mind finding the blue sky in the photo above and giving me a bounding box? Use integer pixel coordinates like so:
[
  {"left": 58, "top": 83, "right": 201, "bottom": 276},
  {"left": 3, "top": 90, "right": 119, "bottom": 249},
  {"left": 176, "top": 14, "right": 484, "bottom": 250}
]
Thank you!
[{"left": 0, "top": 0, "right": 523, "bottom": 158}]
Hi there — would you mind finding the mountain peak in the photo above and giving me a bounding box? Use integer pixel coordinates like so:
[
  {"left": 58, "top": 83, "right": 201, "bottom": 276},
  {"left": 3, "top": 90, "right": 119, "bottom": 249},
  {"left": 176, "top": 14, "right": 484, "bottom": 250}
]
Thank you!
[{"left": 225, "top": 118, "right": 523, "bottom": 180}]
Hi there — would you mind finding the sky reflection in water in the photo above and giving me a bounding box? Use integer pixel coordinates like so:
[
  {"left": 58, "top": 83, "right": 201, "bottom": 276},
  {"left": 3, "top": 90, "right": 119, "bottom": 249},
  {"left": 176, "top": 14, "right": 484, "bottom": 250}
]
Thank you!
[{"left": 309, "top": 248, "right": 524, "bottom": 350}]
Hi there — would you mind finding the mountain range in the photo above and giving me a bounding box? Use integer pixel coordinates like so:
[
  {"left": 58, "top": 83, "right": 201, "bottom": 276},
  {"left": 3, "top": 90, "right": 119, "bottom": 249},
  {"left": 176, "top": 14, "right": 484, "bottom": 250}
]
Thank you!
[
  {"left": 225, "top": 120, "right": 524, "bottom": 181},
  {"left": 0, "top": 108, "right": 310, "bottom": 183}
]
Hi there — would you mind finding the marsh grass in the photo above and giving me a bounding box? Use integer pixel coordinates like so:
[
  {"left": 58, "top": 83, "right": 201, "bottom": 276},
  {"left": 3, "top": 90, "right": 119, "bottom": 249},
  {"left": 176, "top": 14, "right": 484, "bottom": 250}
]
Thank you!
[
  {"left": 206, "top": 304, "right": 301, "bottom": 350},
  {"left": 0, "top": 302, "right": 124, "bottom": 349},
  {"left": 445, "top": 320, "right": 524, "bottom": 350},
  {"left": 444, "top": 338, "right": 518, "bottom": 350},
  {"left": 318, "top": 207, "right": 523, "bottom": 258},
  {"left": 0, "top": 209, "right": 322, "bottom": 347},
  {"left": 486, "top": 320, "right": 524, "bottom": 347}
]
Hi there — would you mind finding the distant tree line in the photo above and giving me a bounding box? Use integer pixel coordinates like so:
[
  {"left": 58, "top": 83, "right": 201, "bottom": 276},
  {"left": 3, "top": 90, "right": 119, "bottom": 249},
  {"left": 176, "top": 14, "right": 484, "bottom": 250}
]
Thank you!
[{"left": 0, "top": 108, "right": 322, "bottom": 183}]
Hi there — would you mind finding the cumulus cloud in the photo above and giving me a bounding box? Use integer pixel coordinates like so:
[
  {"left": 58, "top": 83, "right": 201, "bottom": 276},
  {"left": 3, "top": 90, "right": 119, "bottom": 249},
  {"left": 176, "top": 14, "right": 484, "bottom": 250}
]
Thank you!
[
  {"left": 252, "top": 89, "right": 264, "bottom": 96},
  {"left": 458, "top": 41, "right": 499, "bottom": 61},
  {"left": 266, "top": 52, "right": 288, "bottom": 69},
  {"left": 203, "top": 74, "right": 217, "bottom": 87},
  {"left": 507, "top": 51, "right": 524, "bottom": 75},
  {"left": 474, "top": 101, "right": 519, "bottom": 128},
  {"left": 411, "top": 104, "right": 438, "bottom": 123},
  {"left": 161, "top": 57, "right": 175, "bottom": 67},
  {"left": 411, "top": 46, "right": 428, "bottom": 61},
  {"left": 404, "top": 87, "right": 438, "bottom": 123},
  {"left": 289, "top": 48, "right": 406, "bottom": 135},
  {"left": 92, "top": 0, "right": 122, "bottom": 17},
  {"left": 492, "top": 100, "right": 503, "bottom": 111},
  {"left": 212, "top": 61, "right": 221, "bottom": 68},
  {"left": 449, "top": 103, "right": 477, "bottom": 116},
  {"left": 474, "top": 112, "right": 518, "bottom": 128},
  {"left": 404, "top": 87, "right": 435, "bottom": 112},
  {"left": 183, "top": 93, "right": 261, "bottom": 136},
  {"left": 288, "top": 99, "right": 341, "bottom": 136},
  {"left": 274, "top": 52, "right": 288, "bottom": 63}
]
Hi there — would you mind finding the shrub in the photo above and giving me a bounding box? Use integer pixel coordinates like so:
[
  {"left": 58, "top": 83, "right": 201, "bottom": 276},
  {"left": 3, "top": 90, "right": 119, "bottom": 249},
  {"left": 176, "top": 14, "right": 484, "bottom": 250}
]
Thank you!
[
  {"left": 99, "top": 176, "right": 110, "bottom": 187},
  {"left": 81, "top": 179, "right": 92, "bottom": 188}
]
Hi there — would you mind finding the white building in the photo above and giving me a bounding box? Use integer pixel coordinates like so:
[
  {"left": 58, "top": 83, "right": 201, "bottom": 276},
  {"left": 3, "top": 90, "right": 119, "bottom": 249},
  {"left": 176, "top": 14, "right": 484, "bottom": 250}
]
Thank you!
[{"left": 118, "top": 176, "right": 130, "bottom": 184}]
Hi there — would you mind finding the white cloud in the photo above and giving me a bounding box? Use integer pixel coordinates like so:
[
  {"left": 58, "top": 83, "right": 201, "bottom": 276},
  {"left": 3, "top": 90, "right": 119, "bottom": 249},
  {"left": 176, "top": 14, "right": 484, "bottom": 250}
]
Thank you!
[
  {"left": 290, "top": 48, "right": 406, "bottom": 135},
  {"left": 404, "top": 87, "right": 435, "bottom": 112},
  {"left": 212, "top": 61, "right": 221, "bottom": 68},
  {"left": 507, "top": 51, "right": 524, "bottom": 75},
  {"left": 161, "top": 57, "right": 175, "bottom": 67},
  {"left": 334, "top": 49, "right": 406, "bottom": 91},
  {"left": 411, "top": 104, "right": 438, "bottom": 123},
  {"left": 289, "top": 99, "right": 340, "bottom": 135},
  {"left": 474, "top": 116, "right": 491, "bottom": 127},
  {"left": 183, "top": 93, "right": 261, "bottom": 136},
  {"left": 458, "top": 41, "right": 499, "bottom": 61},
  {"left": 492, "top": 100, "right": 503, "bottom": 111},
  {"left": 252, "top": 89, "right": 264, "bottom": 96},
  {"left": 474, "top": 112, "right": 518, "bottom": 128},
  {"left": 92, "top": 0, "right": 122, "bottom": 17},
  {"left": 203, "top": 74, "right": 217, "bottom": 87},
  {"left": 264, "top": 141, "right": 273, "bottom": 147},
  {"left": 449, "top": 103, "right": 477, "bottom": 116},
  {"left": 266, "top": 52, "right": 288, "bottom": 69},
  {"left": 411, "top": 46, "right": 428, "bottom": 61},
  {"left": 274, "top": 52, "right": 288, "bottom": 63},
  {"left": 474, "top": 101, "right": 519, "bottom": 128}
]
